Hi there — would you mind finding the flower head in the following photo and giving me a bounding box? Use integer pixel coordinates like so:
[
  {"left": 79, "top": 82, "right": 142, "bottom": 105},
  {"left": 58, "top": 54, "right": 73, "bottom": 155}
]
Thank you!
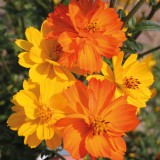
[
  {"left": 46, "top": 0, "right": 126, "bottom": 73},
  {"left": 88, "top": 52, "right": 154, "bottom": 109},
  {"left": 55, "top": 78, "right": 139, "bottom": 159},
  {"left": 141, "top": 54, "right": 156, "bottom": 71},
  {"left": 7, "top": 78, "right": 72, "bottom": 149},
  {"left": 16, "top": 21, "right": 75, "bottom": 82}
]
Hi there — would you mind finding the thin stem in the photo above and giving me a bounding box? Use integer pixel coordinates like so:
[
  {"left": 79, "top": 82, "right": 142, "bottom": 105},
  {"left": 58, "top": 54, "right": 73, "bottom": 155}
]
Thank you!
[
  {"left": 138, "top": 45, "right": 160, "bottom": 58},
  {"left": 123, "top": 0, "right": 145, "bottom": 27},
  {"left": 134, "top": 2, "right": 160, "bottom": 39},
  {"left": 110, "top": 0, "right": 116, "bottom": 8},
  {"left": 147, "top": 2, "right": 160, "bottom": 20}
]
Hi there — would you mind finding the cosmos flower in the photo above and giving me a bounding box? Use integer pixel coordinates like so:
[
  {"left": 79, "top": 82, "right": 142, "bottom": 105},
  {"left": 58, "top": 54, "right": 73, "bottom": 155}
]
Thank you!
[
  {"left": 141, "top": 54, "right": 156, "bottom": 71},
  {"left": 46, "top": 0, "right": 126, "bottom": 73},
  {"left": 88, "top": 52, "right": 154, "bottom": 109},
  {"left": 7, "top": 78, "right": 72, "bottom": 149},
  {"left": 55, "top": 78, "right": 139, "bottom": 159},
  {"left": 16, "top": 21, "right": 75, "bottom": 83}
]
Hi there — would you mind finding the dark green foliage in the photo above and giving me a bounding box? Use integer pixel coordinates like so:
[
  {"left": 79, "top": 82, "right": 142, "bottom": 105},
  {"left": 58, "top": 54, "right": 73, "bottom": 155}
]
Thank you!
[{"left": 0, "top": 0, "right": 160, "bottom": 160}]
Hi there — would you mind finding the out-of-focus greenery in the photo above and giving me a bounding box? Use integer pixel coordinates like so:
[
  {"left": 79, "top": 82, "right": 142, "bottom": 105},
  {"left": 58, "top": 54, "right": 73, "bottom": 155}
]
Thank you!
[{"left": 0, "top": 0, "right": 160, "bottom": 160}]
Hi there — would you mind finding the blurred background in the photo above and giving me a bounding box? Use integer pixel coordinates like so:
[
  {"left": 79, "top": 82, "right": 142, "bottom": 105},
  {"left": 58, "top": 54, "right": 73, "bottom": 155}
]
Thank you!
[{"left": 0, "top": 0, "right": 160, "bottom": 160}]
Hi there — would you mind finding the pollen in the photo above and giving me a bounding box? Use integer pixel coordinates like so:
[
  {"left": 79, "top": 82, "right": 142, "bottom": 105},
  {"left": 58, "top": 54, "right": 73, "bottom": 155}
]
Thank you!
[
  {"left": 85, "top": 22, "right": 100, "bottom": 33},
  {"left": 123, "top": 76, "right": 141, "bottom": 89},
  {"left": 90, "top": 116, "right": 109, "bottom": 135},
  {"left": 51, "top": 44, "right": 63, "bottom": 61},
  {"left": 37, "top": 106, "right": 53, "bottom": 123}
]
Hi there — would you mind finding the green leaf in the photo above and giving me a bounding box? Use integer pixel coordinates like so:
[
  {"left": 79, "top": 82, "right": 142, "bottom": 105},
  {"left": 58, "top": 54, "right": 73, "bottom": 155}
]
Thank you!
[
  {"left": 128, "top": 16, "right": 137, "bottom": 30},
  {"left": 131, "top": 20, "right": 160, "bottom": 32}
]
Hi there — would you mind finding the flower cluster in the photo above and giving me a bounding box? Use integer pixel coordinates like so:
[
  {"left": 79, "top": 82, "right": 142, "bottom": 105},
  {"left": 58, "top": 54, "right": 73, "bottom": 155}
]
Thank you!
[{"left": 7, "top": 0, "right": 154, "bottom": 159}]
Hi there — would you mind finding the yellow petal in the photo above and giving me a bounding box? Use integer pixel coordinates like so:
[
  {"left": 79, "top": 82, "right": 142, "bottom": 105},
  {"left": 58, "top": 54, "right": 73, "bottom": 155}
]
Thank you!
[
  {"left": 18, "top": 52, "right": 34, "bottom": 68},
  {"left": 46, "top": 132, "right": 62, "bottom": 150},
  {"left": 29, "top": 63, "right": 51, "bottom": 82},
  {"left": 29, "top": 47, "right": 46, "bottom": 63},
  {"left": 18, "top": 121, "right": 38, "bottom": 136},
  {"left": 37, "top": 124, "right": 54, "bottom": 140},
  {"left": 123, "top": 54, "right": 138, "bottom": 68},
  {"left": 87, "top": 74, "right": 105, "bottom": 81},
  {"left": 24, "top": 132, "right": 41, "bottom": 148},
  {"left": 25, "top": 27, "right": 43, "bottom": 46},
  {"left": 41, "top": 20, "right": 54, "bottom": 37},
  {"left": 7, "top": 111, "right": 25, "bottom": 130},
  {"left": 15, "top": 39, "right": 33, "bottom": 51},
  {"left": 101, "top": 61, "right": 114, "bottom": 81},
  {"left": 54, "top": 66, "right": 76, "bottom": 81}
]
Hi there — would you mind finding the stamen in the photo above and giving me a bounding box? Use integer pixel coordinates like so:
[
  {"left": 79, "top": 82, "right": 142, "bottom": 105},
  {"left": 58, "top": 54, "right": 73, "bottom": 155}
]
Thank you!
[
  {"left": 37, "top": 106, "right": 53, "bottom": 123},
  {"left": 90, "top": 116, "right": 109, "bottom": 135},
  {"left": 50, "top": 44, "right": 63, "bottom": 61},
  {"left": 123, "top": 76, "right": 141, "bottom": 89},
  {"left": 85, "top": 22, "right": 100, "bottom": 33}
]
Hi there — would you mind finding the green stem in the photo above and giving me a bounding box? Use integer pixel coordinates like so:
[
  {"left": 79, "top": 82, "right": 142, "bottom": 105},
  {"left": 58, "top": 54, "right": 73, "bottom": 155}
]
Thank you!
[
  {"left": 138, "top": 45, "right": 160, "bottom": 58},
  {"left": 123, "top": 0, "right": 145, "bottom": 27},
  {"left": 134, "top": 2, "right": 160, "bottom": 39},
  {"left": 110, "top": 0, "right": 116, "bottom": 8}
]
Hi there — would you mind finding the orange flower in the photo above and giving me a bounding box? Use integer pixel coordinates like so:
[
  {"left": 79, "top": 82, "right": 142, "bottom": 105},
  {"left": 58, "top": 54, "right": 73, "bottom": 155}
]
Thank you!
[
  {"left": 46, "top": 0, "right": 126, "bottom": 73},
  {"left": 55, "top": 78, "right": 139, "bottom": 159}
]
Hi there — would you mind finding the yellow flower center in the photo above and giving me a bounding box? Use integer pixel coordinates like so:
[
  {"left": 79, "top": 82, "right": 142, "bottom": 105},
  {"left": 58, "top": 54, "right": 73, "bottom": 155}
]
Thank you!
[
  {"left": 90, "top": 116, "right": 109, "bottom": 135},
  {"left": 51, "top": 44, "right": 63, "bottom": 61},
  {"left": 37, "top": 106, "right": 53, "bottom": 123},
  {"left": 123, "top": 76, "right": 141, "bottom": 89},
  {"left": 85, "top": 22, "right": 100, "bottom": 33}
]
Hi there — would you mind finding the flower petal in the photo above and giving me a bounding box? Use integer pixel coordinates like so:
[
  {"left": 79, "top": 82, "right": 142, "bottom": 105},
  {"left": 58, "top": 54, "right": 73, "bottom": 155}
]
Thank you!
[
  {"left": 18, "top": 52, "right": 34, "bottom": 68},
  {"left": 85, "top": 134, "right": 111, "bottom": 158},
  {"left": 15, "top": 40, "right": 33, "bottom": 51},
  {"left": 24, "top": 132, "right": 41, "bottom": 148},
  {"left": 46, "top": 132, "right": 62, "bottom": 150},
  {"left": 37, "top": 124, "right": 54, "bottom": 140}
]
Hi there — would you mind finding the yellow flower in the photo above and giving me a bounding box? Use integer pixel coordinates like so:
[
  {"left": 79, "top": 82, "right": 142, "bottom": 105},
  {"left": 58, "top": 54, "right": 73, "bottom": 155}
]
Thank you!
[
  {"left": 88, "top": 52, "right": 154, "bottom": 110},
  {"left": 141, "top": 54, "right": 156, "bottom": 71},
  {"left": 7, "top": 78, "right": 72, "bottom": 149},
  {"left": 16, "top": 21, "right": 75, "bottom": 83},
  {"left": 53, "top": 0, "right": 61, "bottom": 5}
]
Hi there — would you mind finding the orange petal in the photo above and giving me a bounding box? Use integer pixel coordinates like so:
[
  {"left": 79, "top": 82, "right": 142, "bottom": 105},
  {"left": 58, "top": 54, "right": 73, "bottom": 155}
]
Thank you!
[
  {"left": 107, "top": 104, "right": 139, "bottom": 132},
  {"left": 78, "top": 42, "right": 102, "bottom": 73},
  {"left": 63, "top": 121, "right": 89, "bottom": 159},
  {"left": 63, "top": 81, "right": 89, "bottom": 114},
  {"left": 88, "top": 78, "right": 116, "bottom": 115},
  {"left": 85, "top": 134, "right": 111, "bottom": 158}
]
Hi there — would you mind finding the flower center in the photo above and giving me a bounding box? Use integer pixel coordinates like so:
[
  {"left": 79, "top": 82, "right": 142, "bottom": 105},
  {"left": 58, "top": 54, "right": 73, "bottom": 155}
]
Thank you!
[
  {"left": 90, "top": 116, "right": 109, "bottom": 135},
  {"left": 84, "top": 22, "right": 100, "bottom": 33},
  {"left": 123, "top": 76, "right": 141, "bottom": 89},
  {"left": 51, "top": 44, "right": 63, "bottom": 61},
  {"left": 37, "top": 106, "right": 53, "bottom": 123}
]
